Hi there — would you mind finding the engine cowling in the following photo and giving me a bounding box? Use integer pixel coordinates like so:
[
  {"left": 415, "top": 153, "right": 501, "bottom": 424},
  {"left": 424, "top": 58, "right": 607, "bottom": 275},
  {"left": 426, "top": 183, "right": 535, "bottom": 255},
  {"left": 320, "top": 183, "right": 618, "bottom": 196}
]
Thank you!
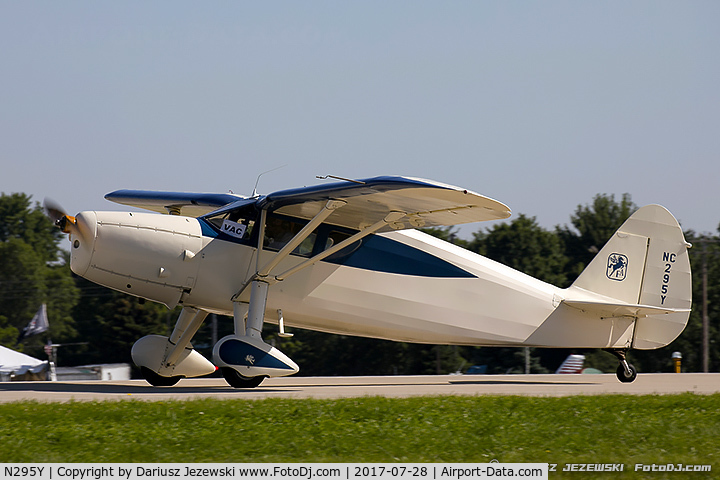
[{"left": 70, "top": 211, "right": 203, "bottom": 307}]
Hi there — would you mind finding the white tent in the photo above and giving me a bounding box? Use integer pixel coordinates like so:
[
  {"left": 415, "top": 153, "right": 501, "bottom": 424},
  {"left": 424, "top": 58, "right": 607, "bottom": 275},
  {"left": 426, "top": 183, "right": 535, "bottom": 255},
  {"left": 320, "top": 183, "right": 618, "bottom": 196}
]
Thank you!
[{"left": 0, "top": 345, "right": 48, "bottom": 381}]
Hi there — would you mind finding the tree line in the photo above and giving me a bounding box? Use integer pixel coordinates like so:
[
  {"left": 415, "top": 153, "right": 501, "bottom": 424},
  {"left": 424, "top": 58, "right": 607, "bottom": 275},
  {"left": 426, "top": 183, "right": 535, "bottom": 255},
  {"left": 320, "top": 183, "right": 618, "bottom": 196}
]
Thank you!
[{"left": 1, "top": 192, "right": 717, "bottom": 376}]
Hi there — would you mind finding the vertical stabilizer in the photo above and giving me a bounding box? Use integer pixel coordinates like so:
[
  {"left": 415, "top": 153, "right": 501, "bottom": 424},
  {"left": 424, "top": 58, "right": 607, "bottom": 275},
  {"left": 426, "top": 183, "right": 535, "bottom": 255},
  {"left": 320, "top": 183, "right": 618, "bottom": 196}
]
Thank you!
[{"left": 567, "top": 205, "right": 692, "bottom": 349}]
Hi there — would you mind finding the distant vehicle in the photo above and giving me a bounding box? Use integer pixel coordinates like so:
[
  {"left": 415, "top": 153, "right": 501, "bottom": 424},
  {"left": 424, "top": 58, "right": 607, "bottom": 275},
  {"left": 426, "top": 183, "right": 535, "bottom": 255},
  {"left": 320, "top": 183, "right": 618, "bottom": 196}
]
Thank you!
[
  {"left": 46, "top": 176, "right": 691, "bottom": 387},
  {"left": 465, "top": 365, "right": 488, "bottom": 375},
  {"left": 555, "top": 354, "right": 605, "bottom": 374},
  {"left": 555, "top": 354, "right": 586, "bottom": 374}
]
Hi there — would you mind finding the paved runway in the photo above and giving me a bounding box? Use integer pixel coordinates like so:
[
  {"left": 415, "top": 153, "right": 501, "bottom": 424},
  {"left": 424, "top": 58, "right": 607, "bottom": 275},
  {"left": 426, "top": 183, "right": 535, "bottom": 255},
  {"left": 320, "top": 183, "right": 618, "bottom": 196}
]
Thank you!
[{"left": 1, "top": 373, "right": 719, "bottom": 403}]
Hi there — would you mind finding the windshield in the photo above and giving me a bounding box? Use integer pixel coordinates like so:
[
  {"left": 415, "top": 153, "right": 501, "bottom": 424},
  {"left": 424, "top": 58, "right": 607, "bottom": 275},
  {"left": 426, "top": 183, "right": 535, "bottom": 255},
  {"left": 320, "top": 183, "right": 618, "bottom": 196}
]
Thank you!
[{"left": 203, "top": 201, "right": 258, "bottom": 243}]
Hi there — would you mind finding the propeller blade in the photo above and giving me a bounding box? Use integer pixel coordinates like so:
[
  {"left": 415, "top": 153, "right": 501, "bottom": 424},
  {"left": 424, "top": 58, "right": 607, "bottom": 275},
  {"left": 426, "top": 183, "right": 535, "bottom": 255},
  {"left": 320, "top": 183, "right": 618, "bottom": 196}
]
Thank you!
[
  {"left": 43, "top": 198, "right": 76, "bottom": 233},
  {"left": 43, "top": 198, "right": 67, "bottom": 224}
]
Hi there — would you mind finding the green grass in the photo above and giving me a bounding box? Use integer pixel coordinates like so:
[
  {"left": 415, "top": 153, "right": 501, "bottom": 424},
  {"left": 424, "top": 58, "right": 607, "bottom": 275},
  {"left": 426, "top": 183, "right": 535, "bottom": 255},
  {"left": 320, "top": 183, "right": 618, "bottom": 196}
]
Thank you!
[{"left": 1, "top": 394, "right": 718, "bottom": 478}]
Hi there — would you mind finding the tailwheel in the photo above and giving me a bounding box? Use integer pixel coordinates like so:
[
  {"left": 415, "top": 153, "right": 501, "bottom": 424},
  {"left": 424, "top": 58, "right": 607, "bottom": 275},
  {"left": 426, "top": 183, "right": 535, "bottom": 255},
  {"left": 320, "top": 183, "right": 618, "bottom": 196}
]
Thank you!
[
  {"left": 616, "top": 363, "right": 638, "bottom": 383},
  {"left": 221, "top": 367, "right": 266, "bottom": 389},
  {"left": 605, "top": 348, "right": 638, "bottom": 383},
  {"left": 140, "top": 367, "right": 182, "bottom": 387}
]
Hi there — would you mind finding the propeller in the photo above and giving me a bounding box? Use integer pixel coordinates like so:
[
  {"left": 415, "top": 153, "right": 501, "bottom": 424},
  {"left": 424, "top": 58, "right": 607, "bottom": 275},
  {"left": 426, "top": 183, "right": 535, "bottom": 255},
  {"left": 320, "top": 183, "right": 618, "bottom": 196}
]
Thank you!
[{"left": 43, "top": 198, "right": 76, "bottom": 233}]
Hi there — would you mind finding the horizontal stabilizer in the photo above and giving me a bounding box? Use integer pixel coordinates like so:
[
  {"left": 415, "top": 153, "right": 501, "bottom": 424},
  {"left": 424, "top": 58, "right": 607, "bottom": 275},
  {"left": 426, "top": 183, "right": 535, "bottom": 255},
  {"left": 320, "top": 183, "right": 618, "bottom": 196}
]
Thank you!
[{"left": 562, "top": 299, "right": 690, "bottom": 319}]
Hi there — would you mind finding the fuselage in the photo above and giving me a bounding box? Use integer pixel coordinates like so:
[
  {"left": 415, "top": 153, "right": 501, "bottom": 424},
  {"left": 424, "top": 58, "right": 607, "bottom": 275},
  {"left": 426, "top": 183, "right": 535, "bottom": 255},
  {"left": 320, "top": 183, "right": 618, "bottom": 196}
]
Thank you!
[{"left": 68, "top": 209, "right": 631, "bottom": 348}]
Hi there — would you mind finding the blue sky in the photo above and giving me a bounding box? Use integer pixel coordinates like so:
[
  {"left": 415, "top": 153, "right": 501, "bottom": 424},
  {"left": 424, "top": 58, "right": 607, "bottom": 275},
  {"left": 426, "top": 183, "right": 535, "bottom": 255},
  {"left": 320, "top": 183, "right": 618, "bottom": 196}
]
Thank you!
[{"left": 2, "top": 2, "right": 719, "bottom": 237}]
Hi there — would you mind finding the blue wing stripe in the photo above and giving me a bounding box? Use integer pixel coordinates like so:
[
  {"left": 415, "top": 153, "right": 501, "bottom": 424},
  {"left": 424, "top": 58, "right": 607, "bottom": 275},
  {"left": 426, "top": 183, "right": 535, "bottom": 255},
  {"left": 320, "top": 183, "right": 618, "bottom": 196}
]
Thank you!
[{"left": 105, "top": 190, "right": 240, "bottom": 208}]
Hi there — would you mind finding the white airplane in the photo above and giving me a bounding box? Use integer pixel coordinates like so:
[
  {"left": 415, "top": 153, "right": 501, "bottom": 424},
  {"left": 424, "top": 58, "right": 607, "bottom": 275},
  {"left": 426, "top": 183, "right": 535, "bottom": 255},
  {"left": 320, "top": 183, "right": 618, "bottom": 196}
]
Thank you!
[{"left": 46, "top": 176, "right": 692, "bottom": 387}]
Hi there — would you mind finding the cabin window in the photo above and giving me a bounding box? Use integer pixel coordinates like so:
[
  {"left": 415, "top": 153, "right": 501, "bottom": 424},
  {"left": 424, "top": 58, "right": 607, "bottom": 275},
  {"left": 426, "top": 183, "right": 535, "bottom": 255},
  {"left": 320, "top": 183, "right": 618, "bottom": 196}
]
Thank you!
[
  {"left": 263, "top": 214, "right": 316, "bottom": 257},
  {"left": 322, "top": 229, "right": 362, "bottom": 259}
]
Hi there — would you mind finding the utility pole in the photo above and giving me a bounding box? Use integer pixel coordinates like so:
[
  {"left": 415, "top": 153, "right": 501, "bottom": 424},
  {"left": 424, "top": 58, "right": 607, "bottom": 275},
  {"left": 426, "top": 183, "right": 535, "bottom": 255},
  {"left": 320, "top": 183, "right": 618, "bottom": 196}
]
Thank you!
[
  {"left": 696, "top": 236, "right": 717, "bottom": 373},
  {"left": 524, "top": 347, "right": 530, "bottom": 374},
  {"left": 436, "top": 346, "right": 442, "bottom": 375},
  {"left": 702, "top": 241, "right": 709, "bottom": 373}
]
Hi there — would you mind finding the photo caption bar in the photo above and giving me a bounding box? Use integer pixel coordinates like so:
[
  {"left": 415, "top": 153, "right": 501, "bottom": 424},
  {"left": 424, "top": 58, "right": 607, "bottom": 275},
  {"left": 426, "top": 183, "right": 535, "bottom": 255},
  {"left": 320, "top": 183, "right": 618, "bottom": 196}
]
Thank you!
[{"left": 0, "top": 464, "right": 547, "bottom": 480}]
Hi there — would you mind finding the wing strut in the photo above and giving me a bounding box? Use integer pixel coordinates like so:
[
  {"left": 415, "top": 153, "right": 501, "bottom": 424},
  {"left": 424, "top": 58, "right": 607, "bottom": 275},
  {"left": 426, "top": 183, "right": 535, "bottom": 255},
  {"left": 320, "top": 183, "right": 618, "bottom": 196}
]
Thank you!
[
  {"left": 231, "top": 208, "right": 406, "bottom": 301},
  {"left": 257, "top": 199, "right": 347, "bottom": 278}
]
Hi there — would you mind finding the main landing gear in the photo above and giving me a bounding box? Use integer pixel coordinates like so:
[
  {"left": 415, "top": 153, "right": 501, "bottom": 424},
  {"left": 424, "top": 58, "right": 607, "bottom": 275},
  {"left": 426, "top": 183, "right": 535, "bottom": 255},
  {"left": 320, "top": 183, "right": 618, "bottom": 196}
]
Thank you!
[
  {"left": 211, "top": 281, "right": 299, "bottom": 388},
  {"left": 133, "top": 296, "right": 297, "bottom": 389},
  {"left": 605, "top": 348, "right": 638, "bottom": 383},
  {"left": 132, "top": 308, "right": 217, "bottom": 387}
]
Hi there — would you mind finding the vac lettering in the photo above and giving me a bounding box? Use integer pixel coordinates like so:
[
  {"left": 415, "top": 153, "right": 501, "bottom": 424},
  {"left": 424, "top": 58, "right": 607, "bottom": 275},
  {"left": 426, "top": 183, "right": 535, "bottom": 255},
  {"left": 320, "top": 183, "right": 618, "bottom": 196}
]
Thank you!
[
  {"left": 661, "top": 252, "right": 676, "bottom": 305},
  {"left": 221, "top": 219, "right": 247, "bottom": 239}
]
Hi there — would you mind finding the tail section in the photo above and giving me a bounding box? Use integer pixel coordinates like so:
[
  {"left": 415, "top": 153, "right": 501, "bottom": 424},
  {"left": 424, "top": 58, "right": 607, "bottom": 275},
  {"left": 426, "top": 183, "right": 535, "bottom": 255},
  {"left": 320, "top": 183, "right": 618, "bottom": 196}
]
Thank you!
[{"left": 565, "top": 205, "right": 692, "bottom": 349}]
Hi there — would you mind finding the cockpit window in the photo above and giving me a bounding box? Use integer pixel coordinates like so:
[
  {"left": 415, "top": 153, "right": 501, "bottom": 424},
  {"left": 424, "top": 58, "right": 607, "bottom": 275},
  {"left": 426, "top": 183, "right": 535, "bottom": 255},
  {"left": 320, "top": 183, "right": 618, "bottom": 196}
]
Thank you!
[{"left": 204, "top": 203, "right": 258, "bottom": 242}]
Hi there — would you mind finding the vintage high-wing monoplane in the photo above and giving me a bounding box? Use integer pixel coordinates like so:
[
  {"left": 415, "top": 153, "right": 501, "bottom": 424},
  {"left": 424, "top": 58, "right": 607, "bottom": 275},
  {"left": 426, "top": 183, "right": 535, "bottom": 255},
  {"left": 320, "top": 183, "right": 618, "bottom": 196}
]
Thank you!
[{"left": 46, "top": 176, "right": 692, "bottom": 387}]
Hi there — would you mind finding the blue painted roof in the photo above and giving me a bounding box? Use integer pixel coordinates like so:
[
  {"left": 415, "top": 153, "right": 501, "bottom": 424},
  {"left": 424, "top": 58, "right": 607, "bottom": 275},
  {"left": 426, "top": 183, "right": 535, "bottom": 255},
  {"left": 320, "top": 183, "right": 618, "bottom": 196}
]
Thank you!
[
  {"left": 259, "top": 176, "right": 446, "bottom": 210},
  {"left": 260, "top": 175, "right": 510, "bottom": 231}
]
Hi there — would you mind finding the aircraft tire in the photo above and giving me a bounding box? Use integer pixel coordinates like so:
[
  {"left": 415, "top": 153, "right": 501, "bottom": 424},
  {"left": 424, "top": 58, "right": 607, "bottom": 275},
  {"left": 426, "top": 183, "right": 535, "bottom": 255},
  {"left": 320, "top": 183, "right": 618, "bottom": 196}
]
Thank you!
[
  {"left": 141, "top": 367, "right": 182, "bottom": 387},
  {"left": 221, "top": 367, "right": 266, "bottom": 388},
  {"left": 616, "top": 364, "right": 638, "bottom": 383}
]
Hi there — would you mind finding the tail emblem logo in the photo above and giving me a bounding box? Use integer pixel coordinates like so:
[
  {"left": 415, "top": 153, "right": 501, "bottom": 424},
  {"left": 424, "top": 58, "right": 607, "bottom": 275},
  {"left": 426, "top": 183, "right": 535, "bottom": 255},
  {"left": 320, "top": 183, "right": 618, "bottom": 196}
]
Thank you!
[{"left": 606, "top": 253, "right": 628, "bottom": 281}]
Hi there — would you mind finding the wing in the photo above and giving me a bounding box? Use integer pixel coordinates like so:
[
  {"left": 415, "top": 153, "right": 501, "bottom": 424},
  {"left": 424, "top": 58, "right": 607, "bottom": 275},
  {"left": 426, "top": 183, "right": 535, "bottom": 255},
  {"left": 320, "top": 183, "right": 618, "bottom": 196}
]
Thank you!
[
  {"left": 104, "top": 190, "right": 245, "bottom": 217},
  {"left": 260, "top": 176, "right": 511, "bottom": 231},
  {"left": 105, "top": 176, "right": 511, "bottom": 231}
]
